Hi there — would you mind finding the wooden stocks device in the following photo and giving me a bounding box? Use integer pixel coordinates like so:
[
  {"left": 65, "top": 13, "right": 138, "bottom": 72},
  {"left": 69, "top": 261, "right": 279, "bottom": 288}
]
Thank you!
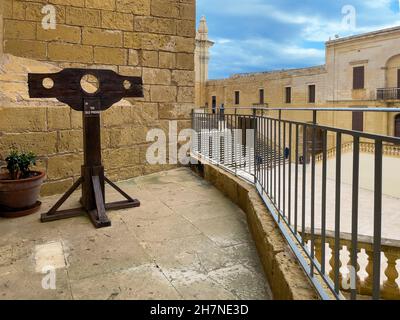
[{"left": 28, "top": 69, "right": 144, "bottom": 228}]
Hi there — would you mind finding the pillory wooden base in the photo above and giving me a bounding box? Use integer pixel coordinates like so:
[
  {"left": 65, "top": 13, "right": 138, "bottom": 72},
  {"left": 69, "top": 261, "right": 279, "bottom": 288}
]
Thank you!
[{"left": 28, "top": 68, "right": 144, "bottom": 228}]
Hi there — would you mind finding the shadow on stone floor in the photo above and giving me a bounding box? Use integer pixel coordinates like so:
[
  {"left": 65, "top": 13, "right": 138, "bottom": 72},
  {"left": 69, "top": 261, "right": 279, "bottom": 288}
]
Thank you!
[{"left": 0, "top": 168, "right": 272, "bottom": 300}]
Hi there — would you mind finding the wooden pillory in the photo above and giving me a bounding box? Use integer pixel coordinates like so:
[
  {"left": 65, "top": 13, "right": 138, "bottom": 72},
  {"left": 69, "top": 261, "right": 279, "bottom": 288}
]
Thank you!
[{"left": 28, "top": 69, "right": 144, "bottom": 228}]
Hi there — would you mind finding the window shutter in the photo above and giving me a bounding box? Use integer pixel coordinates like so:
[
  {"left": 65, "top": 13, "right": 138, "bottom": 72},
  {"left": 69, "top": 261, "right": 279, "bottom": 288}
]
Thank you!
[
  {"left": 285, "top": 87, "right": 291, "bottom": 103},
  {"left": 235, "top": 91, "right": 240, "bottom": 105},
  {"left": 212, "top": 96, "right": 216, "bottom": 108},
  {"left": 308, "top": 85, "right": 316, "bottom": 103},
  {"left": 352, "top": 111, "right": 364, "bottom": 131},
  {"left": 259, "top": 89, "right": 264, "bottom": 104},
  {"left": 395, "top": 115, "right": 400, "bottom": 138},
  {"left": 353, "top": 66, "right": 365, "bottom": 89}
]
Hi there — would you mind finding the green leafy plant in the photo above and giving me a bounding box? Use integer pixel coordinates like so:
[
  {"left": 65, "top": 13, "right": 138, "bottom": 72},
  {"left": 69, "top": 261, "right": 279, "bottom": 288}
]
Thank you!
[{"left": 5, "top": 150, "right": 37, "bottom": 180}]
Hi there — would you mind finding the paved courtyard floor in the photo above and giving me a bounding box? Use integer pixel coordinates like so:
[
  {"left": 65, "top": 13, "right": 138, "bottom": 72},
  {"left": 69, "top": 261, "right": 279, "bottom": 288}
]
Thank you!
[{"left": 0, "top": 168, "right": 271, "bottom": 300}]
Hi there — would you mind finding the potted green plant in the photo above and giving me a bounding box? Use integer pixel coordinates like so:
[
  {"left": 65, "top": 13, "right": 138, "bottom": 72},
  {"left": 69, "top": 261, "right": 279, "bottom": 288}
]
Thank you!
[{"left": 0, "top": 150, "right": 45, "bottom": 218}]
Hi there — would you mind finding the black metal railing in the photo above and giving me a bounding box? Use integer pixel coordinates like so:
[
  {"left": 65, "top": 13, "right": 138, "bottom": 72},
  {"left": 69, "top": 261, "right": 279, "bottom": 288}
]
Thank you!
[
  {"left": 191, "top": 107, "right": 400, "bottom": 300},
  {"left": 377, "top": 87, "right": 400, "bottom": 100}
]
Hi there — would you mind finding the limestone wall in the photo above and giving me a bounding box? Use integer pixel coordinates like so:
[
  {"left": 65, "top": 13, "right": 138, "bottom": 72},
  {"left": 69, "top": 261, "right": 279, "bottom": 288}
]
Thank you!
[
  {"left": 0, "top": 0, "right": 196, "bottom": 196},
  {"left": 0, "top": 0, "right": 4, "bottom": 56}
]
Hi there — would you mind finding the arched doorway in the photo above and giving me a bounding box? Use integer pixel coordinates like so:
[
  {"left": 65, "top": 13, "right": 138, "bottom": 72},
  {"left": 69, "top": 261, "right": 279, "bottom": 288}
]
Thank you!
[
  {"left": 385, "top": 55, "right": 400, "bottom": 89},
  {"left": 395, "top": 114, "right": 400, "bottom": 138}
]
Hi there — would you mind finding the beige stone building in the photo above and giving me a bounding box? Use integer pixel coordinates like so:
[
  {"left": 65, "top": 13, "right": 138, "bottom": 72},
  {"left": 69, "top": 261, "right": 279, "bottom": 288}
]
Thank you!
[
  {"left": 0, "top": 0, "right": 196, "bottom": 195},
  {"left": 196, "top": 23, "right": 400, "bottom": 139}
]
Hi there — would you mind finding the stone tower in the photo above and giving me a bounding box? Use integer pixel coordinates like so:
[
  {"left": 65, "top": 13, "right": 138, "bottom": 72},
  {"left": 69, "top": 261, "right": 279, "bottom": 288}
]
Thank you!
[{"left": 195, "top": 16, "right": 214, "bottom": 107}]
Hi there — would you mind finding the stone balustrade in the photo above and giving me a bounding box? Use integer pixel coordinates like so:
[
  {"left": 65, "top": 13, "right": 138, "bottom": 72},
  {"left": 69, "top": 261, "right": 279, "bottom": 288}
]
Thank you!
[
  {"left": 304, "top": 231, "right": 400, "bottom": 300},
  {"left": 315, "top": 142, "right": 400, "bottom": 162}
]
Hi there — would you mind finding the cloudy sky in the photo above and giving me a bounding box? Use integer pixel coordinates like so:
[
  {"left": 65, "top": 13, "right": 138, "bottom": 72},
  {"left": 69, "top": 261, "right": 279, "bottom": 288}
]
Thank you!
[{"left": 196, "top": 0, "right": 400, "bottom": 79}]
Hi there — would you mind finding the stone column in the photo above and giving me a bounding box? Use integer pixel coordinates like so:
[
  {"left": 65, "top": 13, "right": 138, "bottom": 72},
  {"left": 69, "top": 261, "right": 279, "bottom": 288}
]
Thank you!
[{"left": 195, "top": 16, "right": 214, "bottom": 109}]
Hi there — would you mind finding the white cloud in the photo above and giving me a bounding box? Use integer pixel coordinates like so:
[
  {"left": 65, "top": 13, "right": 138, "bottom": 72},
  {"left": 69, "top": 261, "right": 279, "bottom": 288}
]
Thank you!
[
  {"left": 197, "top": 0, "right": 400, "bottom": 78},
  {"left": 209, "top": 36, "right": 325, "bottom": 78}
]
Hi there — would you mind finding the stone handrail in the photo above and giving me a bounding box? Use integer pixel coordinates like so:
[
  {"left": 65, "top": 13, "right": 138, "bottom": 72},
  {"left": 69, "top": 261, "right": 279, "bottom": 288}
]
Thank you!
[
  {"left": 315, "top": 141, "right": 400, "bottom": 162},
  {"left": 304, "top": 231, "right": 400, "bottom": 300}
]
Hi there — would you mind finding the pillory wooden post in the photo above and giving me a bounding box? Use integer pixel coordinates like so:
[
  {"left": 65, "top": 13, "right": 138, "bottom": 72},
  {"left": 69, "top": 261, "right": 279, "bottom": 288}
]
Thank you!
[{"left": 28, "top": 68, "right": 144, "bottom": 228}]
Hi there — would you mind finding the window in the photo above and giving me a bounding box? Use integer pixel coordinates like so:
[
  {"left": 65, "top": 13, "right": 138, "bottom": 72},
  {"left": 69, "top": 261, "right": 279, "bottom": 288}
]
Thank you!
[
  {"left": 352, "top": 110, "right": 364, "bottom": 132},
  {"left": 212, "top": 96, "right": 216, "bottom": 108},
  {"left": 259, "top": 89, "right": 265, "bottom": 104},
  {"left": 285, "top": 87, "right": 292, "bottom": 104},
  {"left": 308, "top": 85, "right": 316, "bottom": 103},
  {"left": 235, "top": 91, "right": 240, "bottom": 105},
  {"left": 397, "top": 69, "right": 400, "bottom": 99},
  {"left": 353, "top": 66, "right": 365, "bottom": 89},
  {"left": 395, "top": 114, "right": 400, "bottom": 138}
]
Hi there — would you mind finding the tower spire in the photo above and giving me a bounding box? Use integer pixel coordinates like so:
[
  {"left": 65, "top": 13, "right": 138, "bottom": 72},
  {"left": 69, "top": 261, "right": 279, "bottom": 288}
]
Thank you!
[{"left": 195, "top": 16, "right": 214, "bottom": 108}]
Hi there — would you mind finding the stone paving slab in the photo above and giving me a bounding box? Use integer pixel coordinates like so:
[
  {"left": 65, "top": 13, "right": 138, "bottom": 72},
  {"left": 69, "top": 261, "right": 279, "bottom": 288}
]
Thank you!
[{"left": 0, "top": 168, "right": 271, "bottom": 300}]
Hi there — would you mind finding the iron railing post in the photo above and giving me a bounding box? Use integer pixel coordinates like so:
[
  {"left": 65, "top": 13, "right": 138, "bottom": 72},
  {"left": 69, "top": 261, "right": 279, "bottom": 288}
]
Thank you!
[{"left": 253, "top": 108, "right": 257, "bottom": 184}]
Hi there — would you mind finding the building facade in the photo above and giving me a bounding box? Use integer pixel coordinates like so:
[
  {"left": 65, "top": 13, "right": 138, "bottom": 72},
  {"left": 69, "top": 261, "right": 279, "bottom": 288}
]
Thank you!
[{"left": 196, "top": 23, "right": 400, "bottom": 140}]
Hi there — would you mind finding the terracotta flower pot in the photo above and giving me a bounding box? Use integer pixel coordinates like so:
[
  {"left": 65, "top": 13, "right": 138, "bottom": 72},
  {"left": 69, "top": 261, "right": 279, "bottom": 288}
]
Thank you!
[{"left": 0, "top": 171, "right": 45, "bottom": 211}]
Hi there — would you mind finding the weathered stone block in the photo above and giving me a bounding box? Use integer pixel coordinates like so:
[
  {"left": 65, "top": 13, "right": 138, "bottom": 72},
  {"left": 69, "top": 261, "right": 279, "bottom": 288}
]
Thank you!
[
  {"left": 103, "top": 147, "right": 140, "bottom": 169},
  {"left": 173, "top": 36, "right": 195, "bottom": 53},
  {"left": 128, "top": 49, "right": 139, "bottom": 66},
  {"left": 102, "top": 105, "right": 133, "bottom": 127},
  {"left": 41, "top": 178, "right": 74, "bottom": 197},
  {"left": 50, "top": 0, "right": 84, "bottom": 6},
  {"left": 58, "top": 130, "right": 83, "bottom": 153},
  {"left": 25, "top": 3, "right": 66, "bottom": 23},
  {"left": 37, "top": 24, "right": 81, "bottom": 44},
  {"left": 118, "top": 65, "right": 142, "bottom": 77},
  {"left": 94, "top": 47, "right": 128, "bottom": 65},
  {"left": 142, "top": 68, "right": 171, "bottom": 85},
  {"left": 4, "top": 20, "right": 36, "bottom": 40},
  {"left": 176, "top": 52, "right": 194, "bottom": 70},
  {"left": 123, "top": 32, "right": 142, "bottom": 49},
  {"left": 151, "top": 0, "right": 179, "bottom": 18},
  {"left": 179, "top": 3, "right": 195, "bottom": 21},
  {"left": 3, "top": 0, "right": 13, "bottom": 19},
  {"left": 140, "top": 50, "right": 158, "bottom": 67},
  {"left": 159, "top": 52, "right": 175, "bottom": 69},
  {"left": 0, "top": 107, "right": 47, "bottom": 133},
  {"left": 140, "top": 33, "right": 175, "bottom": 52},
  {"left": 85, "top": 0, "right": 115, "bottom": 10},
  {"left": 158, "top": 103, "right": 192, "bottom": 120},
  {"left": 47, "top": 153, "right": 83, "bottom": 180},
  {"left": 134, "top": 16, "right": 176, "bottom": 35},
  {"left": 83, "top": 28, "right": 122, "bottom": 47},
  {"left": 4, "top": 40, "right": 47, "bottom": 60},
  {"left": 66, "top": 6, "right": 101, "bottom": 27},
  {"left": 150, "top": 85, "right": 177, "bottom": 102},
  {"left": 172, "top": 70, "right": 194, "bottom": 86},
  {"left": 0, "top": 132, "right": 58, "bottom": 157},
  {"left": 71, "top": 110, "right": 82, "bottom": 129},
  {"left": 12, "top": 1, "right": 26, "bottom": 20},
  {"left": 177, "top": 19, "right": 195, "bottom": 37},
  {"left": 177, "top": 86, "right": 194, "bottom": 103},
  {"left": 101, "top": 11, "right": 133, "bottom": 31},
  {"left": 48, "top": 43, "right": 93, "bottom": 63},
  {"left": 109, "top": 126, "right": 147, "bottom": 147},
  {"left": 47, "top": 107, "right": 71, "bottom": 131},
  {"left": 116, "top": 0, "right": 150, "bottom": 16}
]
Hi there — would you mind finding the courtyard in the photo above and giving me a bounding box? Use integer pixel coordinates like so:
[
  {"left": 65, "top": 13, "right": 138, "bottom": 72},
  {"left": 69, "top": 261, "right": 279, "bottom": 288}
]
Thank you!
[{"left": 0, "top": 168, "right": 271, "bottom": 300}]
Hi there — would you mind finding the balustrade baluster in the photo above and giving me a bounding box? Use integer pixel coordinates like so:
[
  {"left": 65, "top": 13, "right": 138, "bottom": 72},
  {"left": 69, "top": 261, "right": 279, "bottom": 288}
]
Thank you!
[
  {"left": 382, "top": 250, "right": 400, "bottom": 300},
  {"left": 359, "top": 245, "right": 374, "bottom": 297}
]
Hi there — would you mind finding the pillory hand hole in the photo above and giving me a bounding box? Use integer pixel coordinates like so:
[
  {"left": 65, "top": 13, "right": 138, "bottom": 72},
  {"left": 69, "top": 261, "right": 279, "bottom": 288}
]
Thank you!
[
  {"left": 80, "top": 74, "right": 100, "bottom": 94},
  {"left": 42, "top": 78, "right": 54, "bottom": 89}
]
